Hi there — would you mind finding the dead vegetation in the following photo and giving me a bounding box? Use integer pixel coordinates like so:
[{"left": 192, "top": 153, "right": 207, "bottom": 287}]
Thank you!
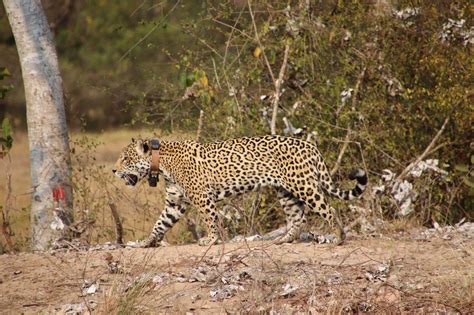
[{"left": 0, "top": 223, "right": 472, "bottom": 314}]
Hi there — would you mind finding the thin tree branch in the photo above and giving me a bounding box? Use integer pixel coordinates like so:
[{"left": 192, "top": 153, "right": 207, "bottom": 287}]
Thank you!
[
  {"left": 270, "top": 44, "right": 290, "bottom": 135},
  {"left": 1, "top": 155, "right": 14, "bottom": 252},
  {"left": 119, "top": 0, "right": 181, "bottom": 62},
  {"left": 332, "top": 67, "right": 366, "bottom": 175},
  {"left": 49, "top": 0, "right": 74, "bottom": 31},
  {"left": 108, "top": 202, "right": 124, "bottom": 245},
  {"left": 196, "top": 110, "right": 204, "bottom": 142},
  {"left": 352, "top": 67, "right": 366, "bottom": 111},
  {"left": 331, "top": 132, "right": 350, "bottom": 176},
  {"left": 396, "top": 116, "right": 450, "bottom": 181},
  {"left": 248, "top": 0, "right": 276, "bottom": 83}
]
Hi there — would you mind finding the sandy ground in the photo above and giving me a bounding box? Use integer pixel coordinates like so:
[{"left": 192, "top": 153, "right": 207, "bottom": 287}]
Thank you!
[{"left": 0, "top": 226, "right": 473, "bottom": 314}]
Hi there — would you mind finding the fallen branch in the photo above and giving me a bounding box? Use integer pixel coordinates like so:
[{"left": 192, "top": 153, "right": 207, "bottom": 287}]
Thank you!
[
  {"left": 108, "top": 202, "right": 124, "bottom": 245},
  {"left": 396, "top": 116, "right": 450, "bottom": 181}
]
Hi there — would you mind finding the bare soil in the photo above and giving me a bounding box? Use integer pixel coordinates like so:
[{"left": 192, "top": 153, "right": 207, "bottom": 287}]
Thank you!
[{"left": 0, "top": 227, "right": 473, "bottom": 314}]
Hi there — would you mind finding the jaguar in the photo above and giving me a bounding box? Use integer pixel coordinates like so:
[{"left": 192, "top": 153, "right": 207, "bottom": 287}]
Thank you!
[{"left": 113, "top": 135, "right": 367, "bottom": 247}]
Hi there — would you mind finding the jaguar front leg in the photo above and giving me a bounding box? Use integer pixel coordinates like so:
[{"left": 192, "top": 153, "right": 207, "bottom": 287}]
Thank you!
[
  {"left": 194, "top": 192, "right": 219, "bottom": 246},
  {"left": 143, "top": 184, "right": 188, "bottom": 247}
]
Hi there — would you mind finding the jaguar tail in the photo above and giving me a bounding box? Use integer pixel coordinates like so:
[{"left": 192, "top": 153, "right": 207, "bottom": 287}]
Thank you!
[{"left": 325, "top": 168, "right": 368, "bottom": 201}]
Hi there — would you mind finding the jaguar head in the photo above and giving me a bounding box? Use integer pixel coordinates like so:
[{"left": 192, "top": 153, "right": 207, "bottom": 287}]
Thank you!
[{"left": 112, "top": 138, "right": 152, "bottom": 187}]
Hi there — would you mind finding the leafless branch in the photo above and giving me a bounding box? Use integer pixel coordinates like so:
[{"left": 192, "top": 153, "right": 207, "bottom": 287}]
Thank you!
[
  {"left": 270, "top": 44, "right": 290, "bottom": 135},
  {"left": 331, "top": 67, "right": 366, "bottom": 175},
  {"left": 248, "top": 0, "right": 276, "bottom": 83},
  {"left": 248, "top": 1, "right": 291, "bottom": 135},
  {"left": 396, "top": 116, "right": 450, "bottom": 181},
  {"left": 119, "top": 0, "right": 181, "bottom": 62},
  {"left": 211, "top": 58, "right": 221, "bottom": 89},
  {"left": 108, "top": 202, "right": 124, "bottom": 245},
  {"left": 282, "top": 117, "right": 294, "bottom": 136},
  {"left": 221, "top": 7, "right": 245, "bottom": 116},
  {"left": 331, "top": 132, "right": 351, "bottom": 176},
  {"left": 1, "top": 154, "right": 14, "bottom": 252},
  {"left": 196, "top": 110, "right": 204, "bottom": 142},
  {"left": 49, "top": 0, "right": 75, "bottom": 31}
]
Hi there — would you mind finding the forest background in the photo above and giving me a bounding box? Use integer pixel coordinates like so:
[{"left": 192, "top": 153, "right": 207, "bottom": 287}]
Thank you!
[{"left": 0, "top": 0, "right": 472, "bottom": 251}]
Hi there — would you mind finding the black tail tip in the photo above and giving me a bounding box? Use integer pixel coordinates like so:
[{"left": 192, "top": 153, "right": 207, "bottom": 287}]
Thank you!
[{"left": 349, "top": 168, "right": 367, "bottom": 184}]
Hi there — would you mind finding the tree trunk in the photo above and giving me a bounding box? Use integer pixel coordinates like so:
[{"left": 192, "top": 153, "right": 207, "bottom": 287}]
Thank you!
[{"left": 3, "top": 0, "right": 73, "bottom": 250}]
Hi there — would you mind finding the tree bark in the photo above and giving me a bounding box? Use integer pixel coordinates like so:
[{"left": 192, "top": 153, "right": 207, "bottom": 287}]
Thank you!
[{"left": 3, "top": 0, "right": 73, "bottom": 250}]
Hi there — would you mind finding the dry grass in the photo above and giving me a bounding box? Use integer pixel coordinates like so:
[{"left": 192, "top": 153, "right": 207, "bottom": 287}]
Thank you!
[
  {"left": 431, "top": 255, "right": 474, "bottom": 310},
  {"left": 97, "top": 250, "right": 163, "bottom": 314},
  {"left": 2, "top": 235, "right": 472, "bottom": 313},
  {"left": 0, "top": 129, "right": 196, "bottom": 251}
]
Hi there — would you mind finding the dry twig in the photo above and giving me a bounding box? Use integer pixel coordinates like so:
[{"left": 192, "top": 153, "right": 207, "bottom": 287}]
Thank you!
[
  {"left": 108, "top": 202, "right": 124, "bottom": 245},
  {"left": 196, "top": 110, "right": 204, "bottom": 143},
  {"left": 331, "top": 67, "right": 366, "bottom": 175},
  {"left": 396, "top": 116, "right": 450, "bottom": 181},
  {"left": 248, "top": 0, "right": 276, "bottom": 83},
  {"left": 248, "top": 1, "right": 290, "bottom": 135},
  {"left": 270, "top": 44, "right": 290, "bottom": 135},
  {"left": 331, "top": 132, "right": 351, "bottom": 176},
  {"left": 119, "top": 0, "right": 181, "bottom": 61},
  {"left": 1, "top": 154, "right": 14, "bottom": 252}
]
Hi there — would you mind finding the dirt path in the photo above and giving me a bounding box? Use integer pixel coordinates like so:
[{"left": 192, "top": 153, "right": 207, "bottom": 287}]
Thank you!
[{"left": 0, "top": 228, "right": 472, "bottom": 314}]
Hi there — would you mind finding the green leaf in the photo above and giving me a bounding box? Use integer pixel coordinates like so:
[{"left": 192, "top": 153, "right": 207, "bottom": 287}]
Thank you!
[
  {"left": 0, "top": 84, "right": 13, "bottom": 99},
  {"left": 1, "top": 118, "right": 11, "bottom": 139},
  {"left": 463, "top": 177, "right": 474, "bottom": 188},
  {"left": 0, "top": 67, "right": 10, "bottom": 80},
  {"left": 178, "top": 71, "right": 188, "bottom": 88},
  {"left": 471, "top": 155, "right": 474, "bottom": 165},
  {"left": 454, "top": 164, "right": 469, "bottom": 173},
  {"left": 6, "top": 135, "right": 13, "bottom": 149},
  {"left": 186, "top": 73, "right": 195, "bottom": 87}
]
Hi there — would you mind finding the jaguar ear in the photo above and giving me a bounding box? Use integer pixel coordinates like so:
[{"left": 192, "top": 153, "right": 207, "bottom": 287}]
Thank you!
[
  {"left": 135, "top": 139, "right": 150, "bottom": 156},
  {"left": 131, "top": 137, "right": 136, "bottom": 143},
  {"left": 143, "top": 141, "right": 150, "bottom": 154}
]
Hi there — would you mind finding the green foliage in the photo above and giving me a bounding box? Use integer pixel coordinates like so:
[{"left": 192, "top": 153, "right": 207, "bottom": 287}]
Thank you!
[
  {"left": 0, "top": 67, "right": 13, "bottom": 99},
  {"left": 0, "top": 118, "right": 13, "bottom": 158},
  {"left": 1, "top": 66, "right": 14, "bottom": 158},
  {"left": 54, "top": 1, "right": 207, "bottom": 129},
  {"left": 132, "top": 0, "right": 472, "bottom": 225},
  {"left": 455, "top": 155, "right": 474, "bottom": 195}
]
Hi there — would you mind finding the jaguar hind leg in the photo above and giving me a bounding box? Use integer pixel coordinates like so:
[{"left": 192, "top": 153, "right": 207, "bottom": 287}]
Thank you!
[
  {"left": 304, "top": 187, "right": 345, "bottom": 245},
  {"left": 285, "top": 183, "right": 345, "bottom": 245},
  {"left": 330, "top": 206, "right": 346, "bottom": 245},
  {"left": 274, "top": 188, "right": 307, "bottom": 244}
]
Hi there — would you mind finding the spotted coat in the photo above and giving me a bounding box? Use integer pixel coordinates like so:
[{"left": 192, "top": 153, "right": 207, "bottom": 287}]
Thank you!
[{"left": 113, "top": 135, "right": 367, "bottom": 246}]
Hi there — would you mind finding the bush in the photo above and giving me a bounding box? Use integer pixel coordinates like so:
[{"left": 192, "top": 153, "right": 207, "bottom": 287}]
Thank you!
[{"left": 133, "top": 0, "right": 472, "bottom": 227}]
